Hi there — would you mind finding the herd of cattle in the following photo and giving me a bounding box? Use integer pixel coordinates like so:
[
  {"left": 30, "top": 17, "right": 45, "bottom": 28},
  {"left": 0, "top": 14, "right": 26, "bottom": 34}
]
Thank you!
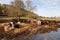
[
  {"left": 19, "top": 19, "right": 57, "bottom": 25},
  {"left": 1, "top": 19, "right": 57, "bottom": 32}
]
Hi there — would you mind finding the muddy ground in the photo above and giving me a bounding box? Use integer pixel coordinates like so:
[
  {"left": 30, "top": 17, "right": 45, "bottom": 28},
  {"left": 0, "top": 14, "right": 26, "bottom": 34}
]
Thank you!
[{"left": 0, "top": 22, "right": 59, "bottom": 40}]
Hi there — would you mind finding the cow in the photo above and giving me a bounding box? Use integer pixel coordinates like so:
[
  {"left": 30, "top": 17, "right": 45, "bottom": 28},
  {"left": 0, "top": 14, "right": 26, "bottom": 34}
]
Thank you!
[{"left": 4, "top": 22, "right": 14, "bottom": 31}]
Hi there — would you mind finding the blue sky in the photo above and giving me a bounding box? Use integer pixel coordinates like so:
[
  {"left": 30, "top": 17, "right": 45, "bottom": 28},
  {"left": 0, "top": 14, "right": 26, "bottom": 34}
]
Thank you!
[{"left": 0, "top": 0, "right": 60, "bottom": 17}]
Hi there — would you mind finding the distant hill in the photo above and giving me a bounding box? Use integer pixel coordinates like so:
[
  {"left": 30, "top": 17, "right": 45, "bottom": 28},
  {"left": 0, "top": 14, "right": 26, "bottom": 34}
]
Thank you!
[{"left": 0, "top": 4, "right": 40, "bottom": 20}]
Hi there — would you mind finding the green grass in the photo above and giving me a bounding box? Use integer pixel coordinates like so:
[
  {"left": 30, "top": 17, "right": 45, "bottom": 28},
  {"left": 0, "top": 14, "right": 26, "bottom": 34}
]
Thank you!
[{"left": 0, "top": 17, "right": 16, "bottom": 20}]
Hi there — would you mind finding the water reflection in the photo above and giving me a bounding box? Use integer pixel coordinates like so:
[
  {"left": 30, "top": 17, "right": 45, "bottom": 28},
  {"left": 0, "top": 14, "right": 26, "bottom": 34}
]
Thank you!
[{"left": 27, "top": 28, "right": 60, "bottom": 40}]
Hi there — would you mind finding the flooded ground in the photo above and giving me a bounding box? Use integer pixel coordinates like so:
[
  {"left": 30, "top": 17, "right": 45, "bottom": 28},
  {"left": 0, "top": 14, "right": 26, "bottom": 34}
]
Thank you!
[
  {"left": 1, "top": 28, "right": 60, "bottom": 40},
  {"left": 26, "top": 28, "right": 60, "bottom": 40}
]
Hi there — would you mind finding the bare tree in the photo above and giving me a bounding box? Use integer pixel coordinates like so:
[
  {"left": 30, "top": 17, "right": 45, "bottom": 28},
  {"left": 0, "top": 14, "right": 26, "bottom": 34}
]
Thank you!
[
  {"left": 25, "top": 0, "right": 36, "bottom": 12},
  {"left": 11, "top": 0, "right": 25, "bottom": 9},
  {"left": 11, "top": 0, "right": 36, "bottom": 12}
]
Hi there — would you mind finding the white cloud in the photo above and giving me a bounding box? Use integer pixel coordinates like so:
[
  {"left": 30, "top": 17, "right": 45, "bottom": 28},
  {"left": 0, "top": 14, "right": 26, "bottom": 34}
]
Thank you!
[
  {"left": 35, "top": 7, "right": 60, "bottom": 17},
  {"left": 0, "top": 0, "right": 13, "bottom": 4},
  {"left": 33, "top": 0, "right": 60, "bottom": 17},
  {"left": 39, "top": 0, "right": 60, "bottom": 7}
]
